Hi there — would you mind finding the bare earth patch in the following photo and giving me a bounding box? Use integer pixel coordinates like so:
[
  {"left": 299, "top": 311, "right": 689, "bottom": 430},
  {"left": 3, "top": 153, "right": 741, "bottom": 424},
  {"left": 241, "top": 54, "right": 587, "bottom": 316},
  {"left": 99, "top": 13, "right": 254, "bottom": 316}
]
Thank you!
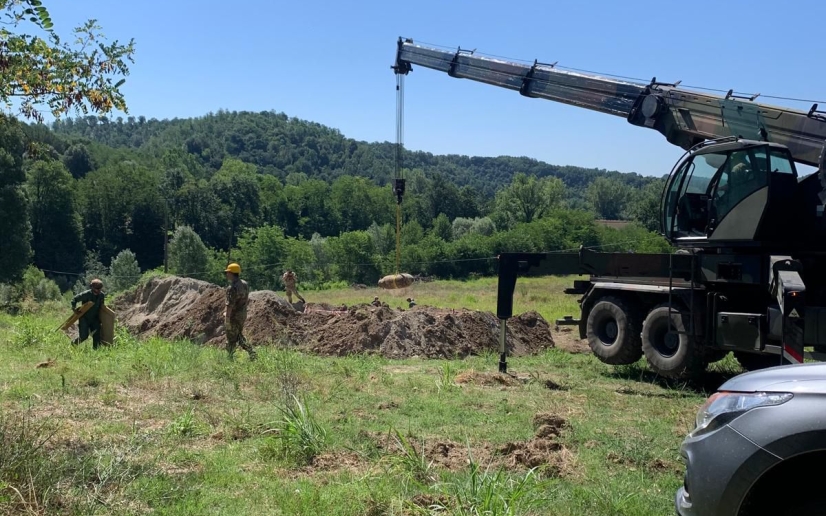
[
  {"left": 552, "top": 327, "right": 591, "bottom": 354},
  {"left": 454, "top": 370, "right": 522, "bottom": 387},
  {"left": 606, "top": 451, "right": 682, "bottom": 475},
  {"left": 306, "top": 450, "right": 365, "bottom": 472},
  {"left": 360, "top": 412, "right": 577, "bottom": 476}
]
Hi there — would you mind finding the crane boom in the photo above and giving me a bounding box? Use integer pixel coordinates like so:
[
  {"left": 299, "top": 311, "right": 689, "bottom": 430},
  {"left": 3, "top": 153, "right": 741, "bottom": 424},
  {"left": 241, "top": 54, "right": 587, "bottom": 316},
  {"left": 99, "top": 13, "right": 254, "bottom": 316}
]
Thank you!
[{"left": 393, "top": 38, "right": 826, "bottom": 168}]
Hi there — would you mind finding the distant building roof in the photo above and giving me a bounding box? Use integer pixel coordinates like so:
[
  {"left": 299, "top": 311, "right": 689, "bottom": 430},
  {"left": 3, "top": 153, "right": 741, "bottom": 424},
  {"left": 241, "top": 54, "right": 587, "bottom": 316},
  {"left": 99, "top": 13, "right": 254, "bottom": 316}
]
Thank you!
[{"left": 595, "top": 219, "right": 631, "bottom": 229}]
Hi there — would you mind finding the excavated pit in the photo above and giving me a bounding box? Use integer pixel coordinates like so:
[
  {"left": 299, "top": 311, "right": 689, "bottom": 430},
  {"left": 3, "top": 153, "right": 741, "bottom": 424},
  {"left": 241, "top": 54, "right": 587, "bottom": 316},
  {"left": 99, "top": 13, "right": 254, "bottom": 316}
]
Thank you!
[{"left": 110, "top": 276, "right": 555, "bottom": 359}]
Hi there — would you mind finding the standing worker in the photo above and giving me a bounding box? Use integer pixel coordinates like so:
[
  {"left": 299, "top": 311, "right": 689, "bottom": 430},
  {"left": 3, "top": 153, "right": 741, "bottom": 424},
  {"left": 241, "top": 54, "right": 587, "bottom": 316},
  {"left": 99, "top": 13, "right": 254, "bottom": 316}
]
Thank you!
[
  {"left": 282, "top": 269, "right": 306, "bottom": 304},
  {"left": 71, "top": 278, "right": 106, "bottom": 349},
  {"left": 224, "top": 263, "right": 256, "bottom": 361}
]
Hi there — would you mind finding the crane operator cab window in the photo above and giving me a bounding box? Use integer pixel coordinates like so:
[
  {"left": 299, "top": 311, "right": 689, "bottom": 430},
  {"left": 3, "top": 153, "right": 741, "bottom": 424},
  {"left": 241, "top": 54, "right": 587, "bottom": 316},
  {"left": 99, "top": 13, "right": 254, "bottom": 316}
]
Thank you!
[{"left": 663, "top": 144, "right": 775, "bottom": 242}]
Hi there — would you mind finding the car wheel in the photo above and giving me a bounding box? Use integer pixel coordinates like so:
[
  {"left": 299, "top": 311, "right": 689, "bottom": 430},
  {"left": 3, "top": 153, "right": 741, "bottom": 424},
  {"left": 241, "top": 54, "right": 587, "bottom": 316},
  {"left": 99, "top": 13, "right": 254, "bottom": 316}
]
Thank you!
[{"left": 585, "top": 296, "right": 642, "bottom": 365}]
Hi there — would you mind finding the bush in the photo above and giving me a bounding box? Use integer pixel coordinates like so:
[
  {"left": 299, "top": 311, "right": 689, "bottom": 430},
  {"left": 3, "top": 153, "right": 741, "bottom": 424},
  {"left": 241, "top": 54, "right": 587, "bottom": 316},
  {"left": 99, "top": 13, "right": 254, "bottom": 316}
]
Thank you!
[
  {"left": 108, "top": 249, "right": 141, "bottom": 293},
  {"left": 452, "top": 216, "right": 497, "bottom": 239},
  {"left": 0, "top": 267, "right": 63, "bottom": 313},
  {"left": 20, "top": 267, "right": 61, "bottom": 302},
  {"left": 168, "top": 226, "right": 209, "bottom": 279}
]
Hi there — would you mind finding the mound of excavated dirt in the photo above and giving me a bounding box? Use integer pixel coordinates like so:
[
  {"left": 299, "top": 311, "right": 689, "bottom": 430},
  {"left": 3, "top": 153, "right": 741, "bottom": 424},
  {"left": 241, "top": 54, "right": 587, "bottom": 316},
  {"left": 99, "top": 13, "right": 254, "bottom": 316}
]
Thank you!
[
  {"left": 361, "top": 412, "right": 575, "bottom": 475},
  {"left": 111, "top": 276, "right": 554, "bottom": 359},
  {"left": 454, "top": 370, "right": 522, "bottom": 387}
]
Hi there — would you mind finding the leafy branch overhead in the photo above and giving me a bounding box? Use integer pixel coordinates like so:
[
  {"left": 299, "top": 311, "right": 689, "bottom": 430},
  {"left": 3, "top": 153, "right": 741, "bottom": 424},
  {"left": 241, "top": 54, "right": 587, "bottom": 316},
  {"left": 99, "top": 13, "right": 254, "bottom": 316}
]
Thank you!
[{"left": 0, "top": 0, "right": 135, "bottom": 122}]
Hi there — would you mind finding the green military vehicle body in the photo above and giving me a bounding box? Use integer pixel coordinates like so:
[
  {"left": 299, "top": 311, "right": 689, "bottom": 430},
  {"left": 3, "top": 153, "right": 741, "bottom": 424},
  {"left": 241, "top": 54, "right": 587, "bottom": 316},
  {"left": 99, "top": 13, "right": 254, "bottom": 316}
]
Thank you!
[{"left": 393, "top": 38, "right": 826, "bottom": 379}]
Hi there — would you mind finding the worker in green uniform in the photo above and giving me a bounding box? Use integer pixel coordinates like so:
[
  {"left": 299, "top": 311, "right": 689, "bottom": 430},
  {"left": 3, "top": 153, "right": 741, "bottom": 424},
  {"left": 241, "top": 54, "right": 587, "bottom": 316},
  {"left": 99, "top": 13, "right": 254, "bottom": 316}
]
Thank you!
[
  {"left": 71, "top": 278, "right": 106, "bottom": 349},
  {"left": 224, "top": 263, "right": 256, "bottom": 361}
]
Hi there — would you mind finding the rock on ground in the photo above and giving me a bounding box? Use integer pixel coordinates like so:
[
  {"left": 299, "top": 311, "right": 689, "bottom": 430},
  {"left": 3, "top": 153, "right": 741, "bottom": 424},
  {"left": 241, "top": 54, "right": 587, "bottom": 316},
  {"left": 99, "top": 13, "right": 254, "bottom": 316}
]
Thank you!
[{"left": 111, "top": 276, "right": 554, "bottom": 359}]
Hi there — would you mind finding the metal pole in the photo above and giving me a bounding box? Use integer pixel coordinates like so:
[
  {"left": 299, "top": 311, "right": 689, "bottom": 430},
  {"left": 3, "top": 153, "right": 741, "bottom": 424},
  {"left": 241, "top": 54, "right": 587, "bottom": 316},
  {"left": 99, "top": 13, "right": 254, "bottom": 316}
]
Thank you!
[{"left": 163, "top": 201, "right": 169, "bottom": 273}]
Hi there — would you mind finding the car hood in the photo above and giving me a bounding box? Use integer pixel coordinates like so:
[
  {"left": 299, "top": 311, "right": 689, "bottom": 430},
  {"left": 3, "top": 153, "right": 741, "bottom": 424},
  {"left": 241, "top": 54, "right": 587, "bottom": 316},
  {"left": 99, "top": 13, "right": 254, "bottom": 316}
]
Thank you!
[{"left": 719, "top": 363, "right": 826, "bottom": 394}]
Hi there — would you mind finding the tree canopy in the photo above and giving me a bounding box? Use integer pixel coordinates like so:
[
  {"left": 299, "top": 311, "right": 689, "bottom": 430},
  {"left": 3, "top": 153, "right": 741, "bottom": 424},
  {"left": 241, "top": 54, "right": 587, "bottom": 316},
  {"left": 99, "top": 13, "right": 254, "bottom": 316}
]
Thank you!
[{"left": 0, "top": 0, "right": 135, "bottom": 123}]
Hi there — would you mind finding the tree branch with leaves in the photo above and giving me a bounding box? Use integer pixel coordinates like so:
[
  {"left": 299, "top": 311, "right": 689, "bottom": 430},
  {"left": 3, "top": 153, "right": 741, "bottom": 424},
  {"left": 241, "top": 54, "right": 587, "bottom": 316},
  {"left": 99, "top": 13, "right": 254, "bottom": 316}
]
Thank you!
[{"left": 0, "top": 0, "right": 135, "bottom": 123}]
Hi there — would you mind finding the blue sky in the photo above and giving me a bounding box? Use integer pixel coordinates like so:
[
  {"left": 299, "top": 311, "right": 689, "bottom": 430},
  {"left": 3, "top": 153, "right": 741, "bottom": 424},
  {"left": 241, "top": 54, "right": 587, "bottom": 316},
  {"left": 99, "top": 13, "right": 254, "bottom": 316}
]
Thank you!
[{"left": 43, "top": 0, "right": 826, "bottom": 177}]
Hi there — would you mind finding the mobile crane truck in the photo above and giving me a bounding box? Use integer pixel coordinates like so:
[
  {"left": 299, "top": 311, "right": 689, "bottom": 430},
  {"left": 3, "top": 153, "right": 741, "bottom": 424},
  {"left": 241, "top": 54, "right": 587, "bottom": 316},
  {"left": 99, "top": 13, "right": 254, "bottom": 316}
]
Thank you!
[{"left": 392, "top": 37, "right": 826, "bottom": 379}]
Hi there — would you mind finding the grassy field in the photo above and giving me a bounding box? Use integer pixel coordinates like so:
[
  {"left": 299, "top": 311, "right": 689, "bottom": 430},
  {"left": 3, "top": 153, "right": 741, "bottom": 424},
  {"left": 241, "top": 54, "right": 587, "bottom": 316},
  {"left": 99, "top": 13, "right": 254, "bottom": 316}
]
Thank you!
[
  {"left": 303, "top": 276, "right": 582, "bottom": 322},
  {"left": 0, "top": 277, "right": 740, "bottom": 515}
]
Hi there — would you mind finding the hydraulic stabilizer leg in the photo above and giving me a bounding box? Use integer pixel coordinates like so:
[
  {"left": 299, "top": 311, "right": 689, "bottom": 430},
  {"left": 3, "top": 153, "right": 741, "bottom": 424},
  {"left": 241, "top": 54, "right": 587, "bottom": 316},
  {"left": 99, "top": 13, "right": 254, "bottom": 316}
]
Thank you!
[
  {"left": 496, "top": 254, "right": 520, "bottom": 374},
  {"left": 495, "top": 251, "right": 577, "bottom": 374},
  {"left": 499, "top": 321, "right": 507, "bottom": 373},
  {"left": 771, "top": 257, "right": 806, "bottom": 364}
]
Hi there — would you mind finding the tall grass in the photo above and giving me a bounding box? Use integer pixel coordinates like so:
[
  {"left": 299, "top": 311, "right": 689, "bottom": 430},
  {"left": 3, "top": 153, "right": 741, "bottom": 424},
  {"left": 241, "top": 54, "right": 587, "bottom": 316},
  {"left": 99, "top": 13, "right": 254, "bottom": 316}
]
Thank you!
[
  {"left": 436, "top": 462, "right": 550, "bottom": 516},
  {"left": 262, "top": 395, "right": 327, "bottom": 465},
  {"left": 0, "top": 408, "right": 149, "bottom": 515}
]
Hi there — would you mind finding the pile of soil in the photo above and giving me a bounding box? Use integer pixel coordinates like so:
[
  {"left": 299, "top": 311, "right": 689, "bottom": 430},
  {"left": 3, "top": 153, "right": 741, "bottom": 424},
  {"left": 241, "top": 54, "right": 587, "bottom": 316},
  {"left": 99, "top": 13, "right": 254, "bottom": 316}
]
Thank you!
[
  {"left": 111, "top": 276, "right": 555, "bottom": 359},
  {"left": 362, "top": 412, "right": 574, "bottom": 475},
  {"left": 454, "top": 370, "right": 523, "bottom": 387}
]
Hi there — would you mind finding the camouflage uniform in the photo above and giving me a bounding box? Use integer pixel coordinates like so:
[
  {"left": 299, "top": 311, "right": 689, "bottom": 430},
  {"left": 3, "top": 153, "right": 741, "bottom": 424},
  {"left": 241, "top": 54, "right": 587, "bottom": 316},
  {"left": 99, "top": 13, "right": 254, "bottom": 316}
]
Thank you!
[
  {"left": 282, "top": 271, "right": 305, "bottom": 303},
  {"left": 71, "top": 289, "right": 105, "bottom": 349},
  {"left": 225, "top": 277, "right": 256, "bottom": 360}
]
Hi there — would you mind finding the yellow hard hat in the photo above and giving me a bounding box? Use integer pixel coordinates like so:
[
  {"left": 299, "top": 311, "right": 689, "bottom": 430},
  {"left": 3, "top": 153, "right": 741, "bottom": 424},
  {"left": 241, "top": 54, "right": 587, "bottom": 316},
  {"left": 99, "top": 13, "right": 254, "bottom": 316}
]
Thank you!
[{"left": 224, "top": 263, "right": 241, "bottom": 274}]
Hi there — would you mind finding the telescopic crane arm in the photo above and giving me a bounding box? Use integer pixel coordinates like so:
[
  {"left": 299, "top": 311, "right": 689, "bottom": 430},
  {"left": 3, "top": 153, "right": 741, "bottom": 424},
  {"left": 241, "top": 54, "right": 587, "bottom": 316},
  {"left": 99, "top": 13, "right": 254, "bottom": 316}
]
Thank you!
[{"left": 393, "top": 38, "right": 826, "bottom": 169}]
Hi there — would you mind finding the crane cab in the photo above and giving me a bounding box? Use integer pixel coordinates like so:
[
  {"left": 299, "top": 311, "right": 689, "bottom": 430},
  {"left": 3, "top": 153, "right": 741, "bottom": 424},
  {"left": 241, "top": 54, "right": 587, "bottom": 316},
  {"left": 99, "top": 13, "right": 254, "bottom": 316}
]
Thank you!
[{"left": 661, "top": 138, "right": 800, "bottom": 247}]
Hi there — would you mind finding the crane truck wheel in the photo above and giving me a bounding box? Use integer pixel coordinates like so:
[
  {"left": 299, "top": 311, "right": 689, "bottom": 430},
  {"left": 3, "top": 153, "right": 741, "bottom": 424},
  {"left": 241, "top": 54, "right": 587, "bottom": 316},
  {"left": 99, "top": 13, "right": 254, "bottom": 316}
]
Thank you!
[
  {"left": 641, "top": 304, "right": 704, "bottom": 379},
  {"left": 585, "top": 296, "right": 643, "bottom": 365}
]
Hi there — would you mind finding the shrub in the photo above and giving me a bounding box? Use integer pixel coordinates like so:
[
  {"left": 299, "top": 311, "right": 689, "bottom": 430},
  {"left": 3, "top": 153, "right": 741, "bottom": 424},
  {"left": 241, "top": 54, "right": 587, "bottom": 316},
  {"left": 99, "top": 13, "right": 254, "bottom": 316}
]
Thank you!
[{"left": 108, "top": 249, "right": 141, "bottom": 293}]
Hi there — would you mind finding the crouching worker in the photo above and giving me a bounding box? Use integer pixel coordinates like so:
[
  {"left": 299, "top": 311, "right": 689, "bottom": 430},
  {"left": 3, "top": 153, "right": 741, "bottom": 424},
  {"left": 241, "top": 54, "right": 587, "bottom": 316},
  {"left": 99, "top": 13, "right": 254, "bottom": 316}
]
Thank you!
[
  {"left": 71, "top": 278, "right": 105, "bottom": 349},
  {"left": 224, "top": 263, "right": 256, "bottom": 361}
]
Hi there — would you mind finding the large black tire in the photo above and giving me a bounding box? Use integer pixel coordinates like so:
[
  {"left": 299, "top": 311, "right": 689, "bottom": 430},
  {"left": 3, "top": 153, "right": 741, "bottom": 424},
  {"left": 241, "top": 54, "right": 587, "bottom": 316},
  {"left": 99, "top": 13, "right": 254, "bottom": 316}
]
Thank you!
[
  {"left": 585, "top": 296, "right": 642, "bottom": 365},
  {"left": 734, "top": 351, "right": 790, "bottom": 372},
  {"left": 641, "top": 304, "right": 704, "bottom": 379}
]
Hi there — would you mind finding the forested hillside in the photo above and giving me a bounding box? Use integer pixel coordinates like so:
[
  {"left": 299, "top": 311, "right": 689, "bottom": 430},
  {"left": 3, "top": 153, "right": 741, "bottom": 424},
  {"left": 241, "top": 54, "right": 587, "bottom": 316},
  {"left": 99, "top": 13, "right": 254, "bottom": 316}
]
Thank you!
[
  {"left": 1, "top": 109, "right": 669, "bottom": 304},
  {"left": 49, "top": 111, "right": 658, "bottom": 202}
]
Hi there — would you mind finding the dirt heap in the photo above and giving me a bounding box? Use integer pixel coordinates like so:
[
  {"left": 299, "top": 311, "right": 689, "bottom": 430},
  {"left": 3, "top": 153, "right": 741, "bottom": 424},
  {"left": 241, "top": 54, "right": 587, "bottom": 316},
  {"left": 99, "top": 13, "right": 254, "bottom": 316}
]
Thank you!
[
  {"left": 362, "top": 412, "right": 574, "bottom": 475},
  {"left": 112, "top": 276, "right": 554, "bottom": 359}
]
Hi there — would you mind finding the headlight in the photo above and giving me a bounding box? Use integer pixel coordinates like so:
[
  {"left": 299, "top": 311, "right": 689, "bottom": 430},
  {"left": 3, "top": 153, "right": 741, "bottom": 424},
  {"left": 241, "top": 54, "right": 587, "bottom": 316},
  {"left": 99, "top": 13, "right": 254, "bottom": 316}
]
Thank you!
[{"left": 689, "top": 391, "right": 793, "bottom": 437}]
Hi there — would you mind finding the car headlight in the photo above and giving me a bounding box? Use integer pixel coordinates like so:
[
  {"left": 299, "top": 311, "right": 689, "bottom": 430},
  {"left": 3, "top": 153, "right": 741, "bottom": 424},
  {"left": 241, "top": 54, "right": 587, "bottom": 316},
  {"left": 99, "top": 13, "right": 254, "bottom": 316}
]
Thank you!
[{"left": 689, "top": 391, "right": 793, "bottom": 437}]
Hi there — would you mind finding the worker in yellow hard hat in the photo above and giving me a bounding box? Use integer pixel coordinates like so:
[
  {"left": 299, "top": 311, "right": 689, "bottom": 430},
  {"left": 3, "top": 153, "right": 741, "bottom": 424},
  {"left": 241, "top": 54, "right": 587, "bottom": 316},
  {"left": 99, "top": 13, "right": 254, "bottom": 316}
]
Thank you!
[{"left": 223, "top": 263, "right": 256, "bottom": 361}]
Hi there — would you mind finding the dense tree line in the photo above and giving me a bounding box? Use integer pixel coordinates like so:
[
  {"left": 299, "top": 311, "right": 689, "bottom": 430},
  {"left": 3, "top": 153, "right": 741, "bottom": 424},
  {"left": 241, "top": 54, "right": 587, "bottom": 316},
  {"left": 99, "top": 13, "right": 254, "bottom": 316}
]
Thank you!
[
  {"left": 49, "top": 111, "right": 661, "bottom": 205},
  {"left": 1, "top": 110, "right": 669, "bottom": 299}
]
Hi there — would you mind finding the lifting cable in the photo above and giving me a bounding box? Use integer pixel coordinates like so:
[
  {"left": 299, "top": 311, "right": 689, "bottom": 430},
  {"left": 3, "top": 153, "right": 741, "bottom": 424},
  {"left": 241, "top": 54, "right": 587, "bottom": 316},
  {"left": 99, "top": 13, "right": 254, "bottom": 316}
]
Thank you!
[
  {"left": 394, "top": 71, "right": 405, "bottom": 274},
  {"left": 377, "top": 64, "right": 412, "bottom": 289}
]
